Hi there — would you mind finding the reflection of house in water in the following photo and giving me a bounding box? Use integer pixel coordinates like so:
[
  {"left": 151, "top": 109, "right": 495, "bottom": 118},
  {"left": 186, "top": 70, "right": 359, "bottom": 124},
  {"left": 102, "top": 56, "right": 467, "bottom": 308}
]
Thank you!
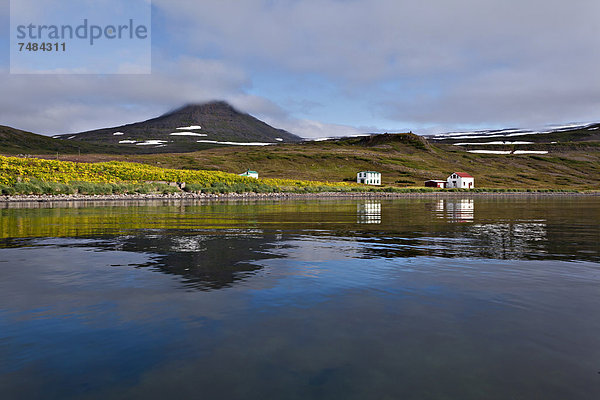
[
  {"left": 434, "top": 199, "right": 445, "bottom": 213},
  {"left": 435, "top": 199, "right": 474, "bottom": 222},
  {"left": 357, "top": 201, "right": 381, "bottom": 224}
]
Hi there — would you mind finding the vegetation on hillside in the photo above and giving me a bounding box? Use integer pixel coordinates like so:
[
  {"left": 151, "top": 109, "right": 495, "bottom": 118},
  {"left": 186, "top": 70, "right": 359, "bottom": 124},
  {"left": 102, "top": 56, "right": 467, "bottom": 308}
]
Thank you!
[
  {"left": 2, "top": 129, "right": 599, "bottom": 192},
  {"left": 81, "top": 134, "right": 599, "bottom": 190},
  {"left": 0, "top": 155, "right": 361, "bottom": 195},
  {"left": 0, "top": 125, "right": 135, "bottom": 155},
  {"left": 0, "top": 155, "right": 587, "bottom": 196}
]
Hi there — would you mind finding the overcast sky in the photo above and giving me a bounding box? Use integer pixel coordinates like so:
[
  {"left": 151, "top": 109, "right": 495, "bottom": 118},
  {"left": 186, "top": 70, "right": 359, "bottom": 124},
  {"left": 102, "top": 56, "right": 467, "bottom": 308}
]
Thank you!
[{"left": 1, "top": 0, "right": 599, "bottom": 137}]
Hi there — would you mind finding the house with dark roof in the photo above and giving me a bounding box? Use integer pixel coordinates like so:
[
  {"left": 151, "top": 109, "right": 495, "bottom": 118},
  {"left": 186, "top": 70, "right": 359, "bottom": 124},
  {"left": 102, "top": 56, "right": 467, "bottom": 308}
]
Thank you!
[{"left": 357, "top": 171, "right": 381, "bottom": 185}]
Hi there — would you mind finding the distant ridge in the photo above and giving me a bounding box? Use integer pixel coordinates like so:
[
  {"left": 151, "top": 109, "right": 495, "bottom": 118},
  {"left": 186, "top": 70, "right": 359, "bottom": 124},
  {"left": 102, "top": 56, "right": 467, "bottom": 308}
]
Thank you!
[
  {"left": 1, "top": 106, "right": 599, "bottom": 156},
  {"left": 55, "top": 101, "right": 301, "bottom": 152},
  {"left": 426, "top": 122, "right": 600, "bottom": 144},
  {"left": 0, "top": 125, "right": 130, "bottom": 155}
]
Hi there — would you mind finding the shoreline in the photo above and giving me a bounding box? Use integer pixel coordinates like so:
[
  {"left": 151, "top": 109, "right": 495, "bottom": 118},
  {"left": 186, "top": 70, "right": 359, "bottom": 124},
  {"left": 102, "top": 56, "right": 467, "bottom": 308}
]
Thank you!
[{"left": 1, "top": 190, "right": 598, "bottom": 204}]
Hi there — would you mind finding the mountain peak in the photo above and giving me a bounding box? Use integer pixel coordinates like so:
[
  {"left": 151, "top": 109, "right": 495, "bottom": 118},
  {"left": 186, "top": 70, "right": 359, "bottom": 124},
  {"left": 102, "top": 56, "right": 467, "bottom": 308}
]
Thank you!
[
  {"left": 164, "top": 101, "right": 239, "bottom": 117},
  {"left": 55, "top": 100, "right": 302, "bottom": 152}
]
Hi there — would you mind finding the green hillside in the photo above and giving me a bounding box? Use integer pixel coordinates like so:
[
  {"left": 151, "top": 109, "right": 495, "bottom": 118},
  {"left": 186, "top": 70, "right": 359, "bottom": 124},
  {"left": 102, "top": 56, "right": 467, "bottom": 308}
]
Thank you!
[
  {"left": 45, "top": 132, "right": 600, "bottom": 190},
  {"left": 0, "top": 125, "right": 132, "bottom": 155}
]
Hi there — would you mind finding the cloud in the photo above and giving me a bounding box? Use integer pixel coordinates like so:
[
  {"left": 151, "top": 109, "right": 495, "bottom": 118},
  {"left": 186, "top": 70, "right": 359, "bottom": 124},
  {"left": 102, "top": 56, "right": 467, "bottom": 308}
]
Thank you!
[
  {"left": 1, "top": 0, "right": 600, "bottom": 136},
  {"left": 154, "top": 0, "right": 599, "bottom": 78},
  {"left": 269, "top": 118, "right": 365, "bottom": 139},
  {"left": 0, "top": 56, "right": 252, "bottom": 133},
  {"left": 152, "top": 0, "right": 600, "bottom": 129},
  {"left": 384, "top": 64, "right": 600, "bottom": 127},
  {"left": 0, "top": 50, "right": 368, "bottom": 137}
]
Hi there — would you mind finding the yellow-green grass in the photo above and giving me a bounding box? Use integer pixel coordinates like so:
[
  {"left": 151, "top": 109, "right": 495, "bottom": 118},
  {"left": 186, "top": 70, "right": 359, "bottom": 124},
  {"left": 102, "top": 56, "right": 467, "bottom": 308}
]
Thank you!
[{"left": 0, "top": 155, "right": 356, "bottom": 192}]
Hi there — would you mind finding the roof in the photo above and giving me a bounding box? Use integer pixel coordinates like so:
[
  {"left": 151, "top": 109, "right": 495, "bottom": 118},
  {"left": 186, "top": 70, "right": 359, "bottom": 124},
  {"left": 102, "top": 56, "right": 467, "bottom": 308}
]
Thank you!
[
  {"left": 358, "top": 171, "right": 381, "bottom": 174},
  {"left": 425, "top": 180, "right": 446, "bottom": 183},
  {"left": 452, "top": 172, "right": 473, "bottom": 178},
  {"left": 241, "top": 170, "right": 258, "bottom": 174}
]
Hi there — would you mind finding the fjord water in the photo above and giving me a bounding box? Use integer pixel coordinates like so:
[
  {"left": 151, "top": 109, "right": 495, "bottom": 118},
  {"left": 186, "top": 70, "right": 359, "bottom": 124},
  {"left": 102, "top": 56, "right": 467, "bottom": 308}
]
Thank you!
[{"left": 0, "top": 197, "right": 599, "bottom": 399}]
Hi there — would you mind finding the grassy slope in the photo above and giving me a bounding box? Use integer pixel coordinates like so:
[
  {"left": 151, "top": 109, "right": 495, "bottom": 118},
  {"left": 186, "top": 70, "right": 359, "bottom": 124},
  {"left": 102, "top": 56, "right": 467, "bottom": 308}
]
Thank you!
[
  {"left": 0, "top": 125, "right": 149, "bottom": 155},
  {"left": 0, "top": 155, "right": 363, "bottom": 197},
  {"left": 34, "top": 133, "right": 600, "bottom": 190}
]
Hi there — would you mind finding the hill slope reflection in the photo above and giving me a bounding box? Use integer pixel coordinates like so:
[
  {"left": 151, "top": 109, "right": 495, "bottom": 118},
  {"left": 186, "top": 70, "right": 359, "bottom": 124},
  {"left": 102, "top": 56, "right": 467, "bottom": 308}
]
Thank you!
[
  {"left": 0, "top": 197, "right": 598, "bottom": 292},
  {"left": 116, "top": 231, "right": 286, "bottom": 291}
]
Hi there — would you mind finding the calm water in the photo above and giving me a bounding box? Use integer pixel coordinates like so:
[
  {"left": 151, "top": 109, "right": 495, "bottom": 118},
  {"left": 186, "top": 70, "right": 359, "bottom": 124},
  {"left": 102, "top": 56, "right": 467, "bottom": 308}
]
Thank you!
[{"left": 0, "top": 197, "right": 599, "bottom": 399}]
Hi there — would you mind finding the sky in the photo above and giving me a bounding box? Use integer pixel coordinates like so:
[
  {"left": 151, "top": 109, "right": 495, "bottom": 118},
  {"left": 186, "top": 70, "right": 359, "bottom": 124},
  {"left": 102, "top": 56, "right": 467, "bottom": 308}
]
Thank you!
[{"left": 1, "top": 0, "right": 600, "bottom": 138}]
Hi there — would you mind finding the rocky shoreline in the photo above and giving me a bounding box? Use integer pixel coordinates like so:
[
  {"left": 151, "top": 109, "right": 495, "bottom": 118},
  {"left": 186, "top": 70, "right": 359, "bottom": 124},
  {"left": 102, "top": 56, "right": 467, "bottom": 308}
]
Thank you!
[{"left": 1, "top": 191, "right": 597, "bottom": 203}]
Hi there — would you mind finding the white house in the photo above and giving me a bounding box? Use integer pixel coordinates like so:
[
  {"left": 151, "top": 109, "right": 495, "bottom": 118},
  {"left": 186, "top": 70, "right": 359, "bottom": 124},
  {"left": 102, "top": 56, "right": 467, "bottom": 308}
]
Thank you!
[
  {"left": 447, "top": 172, "right": 474, "bottom": 189},
  {"left": 240, "top": 169, "right": 259, "bottom": 179},
  {"left": 357, "top": 171, "right": 381, "bottom": 185}
]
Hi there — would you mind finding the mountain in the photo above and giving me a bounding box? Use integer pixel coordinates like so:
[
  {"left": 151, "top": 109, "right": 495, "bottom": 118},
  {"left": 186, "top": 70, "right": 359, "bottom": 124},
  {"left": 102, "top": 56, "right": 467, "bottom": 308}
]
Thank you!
[
  {"left": 2, "top": 105, "right": 599, "bottom": 156},
  {"left": 0, "top": 125, "right": 132, "bottom": 155},
  {"left": 56, "top": 101, "right": 302, "bottom": 152},
  {"left": 426, "top": 123, "right": 600, "bottom": 144}
]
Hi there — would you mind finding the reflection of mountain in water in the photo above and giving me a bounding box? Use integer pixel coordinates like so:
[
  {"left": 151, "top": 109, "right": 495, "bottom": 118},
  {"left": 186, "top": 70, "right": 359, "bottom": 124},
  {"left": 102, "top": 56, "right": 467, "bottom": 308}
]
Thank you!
[
  {"left": 1, "top": 198, "right": 598, "bottom": 279},
  {"left": 461, "top": 222, "right": 547, "bottom": 259},
  {"left": 353, "top": 221, "right": 549, "bottom": 260},
  {"left": 0, "top": 229, "right": 289, "bottom": 291},
  {"left": 113, "top": 230, "right": 286, "bottom": 291}
]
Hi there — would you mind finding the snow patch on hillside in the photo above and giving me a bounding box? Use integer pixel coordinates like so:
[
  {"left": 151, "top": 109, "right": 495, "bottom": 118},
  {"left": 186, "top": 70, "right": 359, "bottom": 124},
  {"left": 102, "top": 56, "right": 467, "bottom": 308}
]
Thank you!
[
  {"left": 513, "top": 150, "right": 548, "bottom": 154},
  {"left": 170, "top": 132, "right": 207, "bottom": 137},
  {"left": 454, "top": 141, "right": 534, "bottom": 145},
  {"left": 136, "top": 140, "right": 168, "bottom": 146},
  {"left": 177, "top": 126, "right": 202, "bottom": 130},
  {"left": 468, "top": 150, "right": 512, "bottom": 154},
  {"left": 467, "top": 150, "right": 548, "bottom": 155},
  {"left": 197, "top": 140, "right": 275, "bottom": 146}
]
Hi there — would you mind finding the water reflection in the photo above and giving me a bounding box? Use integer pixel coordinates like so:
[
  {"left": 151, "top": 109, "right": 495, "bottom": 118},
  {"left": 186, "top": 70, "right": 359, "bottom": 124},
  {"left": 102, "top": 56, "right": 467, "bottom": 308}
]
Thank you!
[
  {"left": 465, "top": 223, "right": 547, "bottom": 259},
  {"left": 435, "top": 199, "right": 474, "bottom": 222},
  {"left": 1, "top": 197, "right": 600, "bottom": 399},
  {"left": 127, "top": 231, "right": 286, "bottom": 291},
  {"left": 0, "top": 197, "right": 598, "bottom": 266},
  {"left": 31, "top": 230, "right": 288, "bottom": 291},
  {"left": 357, "top": 201, "right": 381, "bottom": 224}
]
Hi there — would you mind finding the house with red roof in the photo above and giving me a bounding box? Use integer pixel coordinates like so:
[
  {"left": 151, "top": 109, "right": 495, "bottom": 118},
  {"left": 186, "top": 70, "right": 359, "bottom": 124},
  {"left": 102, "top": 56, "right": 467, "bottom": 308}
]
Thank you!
[{"left": 446, "top": 172, "right": 474, "bottom": 189}]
